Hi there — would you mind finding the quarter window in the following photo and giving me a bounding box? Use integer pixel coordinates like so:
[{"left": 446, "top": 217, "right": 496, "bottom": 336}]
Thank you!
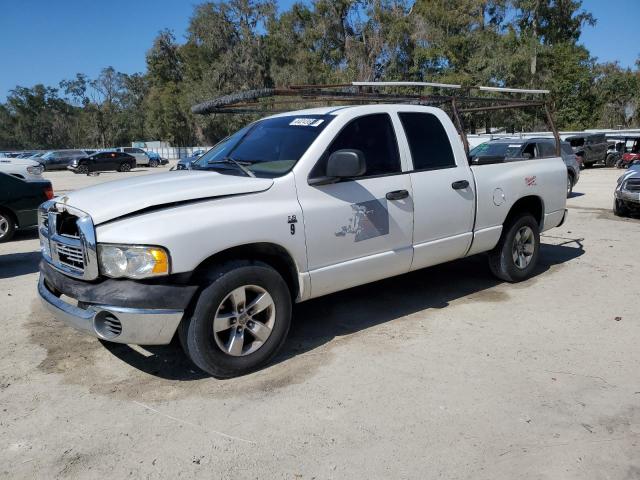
[
  {"left": 398, "top": 112, "right": 455, "bottom": 170},
  {"left": 312, "top": 114, "right": 401, "bottom": 178}
]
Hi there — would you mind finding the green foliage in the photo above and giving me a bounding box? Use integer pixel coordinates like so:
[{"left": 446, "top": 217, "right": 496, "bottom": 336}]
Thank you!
[{"left": 0, "top": 0, "right": 638, "bottom": 149}]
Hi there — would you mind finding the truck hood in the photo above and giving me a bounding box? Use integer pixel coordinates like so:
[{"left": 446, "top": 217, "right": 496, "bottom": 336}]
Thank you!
[{"left": 57, "top": 171, "right": 274, "bottom": 224}]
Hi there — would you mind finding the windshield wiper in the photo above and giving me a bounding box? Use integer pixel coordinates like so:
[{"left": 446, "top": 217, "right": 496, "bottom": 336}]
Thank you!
[{"left": 208, "top": 157, "right": 255, "bottom": 178}]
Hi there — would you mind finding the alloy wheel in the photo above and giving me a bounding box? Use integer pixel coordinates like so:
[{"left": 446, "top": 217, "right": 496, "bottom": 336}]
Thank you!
[
  {"left": 212, "top": 285, "right": 276, "bottom": 356},
  {"left": 512, "top": 226, "right": 535, "bottom": 269}
]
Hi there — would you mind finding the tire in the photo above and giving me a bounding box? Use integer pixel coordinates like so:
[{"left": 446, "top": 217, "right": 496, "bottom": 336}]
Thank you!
[
  {"left": 488, "top": 214, "right": 540, "bottom": 282},
  {"left": 76, "top": 164, "right": 89, "bottom": 174},
  {"left": 119, "top": 162, "right": 132, "bottom": 172},
  {"left": 179, "top": 260, "right": 292, "bottom": 378},
  {"left": 613, "top": 199, "right": 629, "bottom": 217},
  {"left": 605, "top": 155, "right": 616, "bottom": 168},
  {"left": 566, "top": 172, "right": 574, "bottom": 197},
  {"left": 0, "top": 210, "right": 16, "bottom": 243},
  {"left": 149, "top": 159, "right": 159, "bottom": 168}
]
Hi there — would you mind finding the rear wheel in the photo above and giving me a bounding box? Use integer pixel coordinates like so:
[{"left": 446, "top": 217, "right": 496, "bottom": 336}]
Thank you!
[
  {"left": 0, "top": 211, "right": 16, "bottom": 243},
  {"left": 119, "top": 162, "right": 131, "bottom": 172},
  {"left": 76, "top": 164, "right": 89, "bottom": 174},
  {"left": 566, "top": 173, "right": 574, "bottom": 197},
  {"left": 605, "top": 154, "right": 616, "bottom": 167},
  {"left": 179, "top": 260, "right": 292, "bottom": 378},
  {"left": 489, "top": 214, "right": 540, "bottom": 282}
]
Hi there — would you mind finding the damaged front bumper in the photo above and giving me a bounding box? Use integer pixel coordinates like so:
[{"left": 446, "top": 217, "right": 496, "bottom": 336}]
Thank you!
[{"left": 38, "top": 261, "right": 198, "bottom": 345}]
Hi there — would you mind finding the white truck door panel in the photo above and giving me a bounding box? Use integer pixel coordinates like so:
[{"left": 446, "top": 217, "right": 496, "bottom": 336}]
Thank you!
[
  {"left": 297, "top": 112, "right": 414, "bottom": 298},
  {"left": 394, "top": 111, "right": 475, "bottom": 270},
  {"left": 300, "top": 177, "right": 414, "bottom": 297}
]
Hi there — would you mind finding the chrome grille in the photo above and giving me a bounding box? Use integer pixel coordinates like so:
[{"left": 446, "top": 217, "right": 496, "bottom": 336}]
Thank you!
[
  {"left": 55, "top": 243, "right": 84, "bottom": 271},
  {"left": 39, "top": 200, "right": 99, "bottom": 280}
]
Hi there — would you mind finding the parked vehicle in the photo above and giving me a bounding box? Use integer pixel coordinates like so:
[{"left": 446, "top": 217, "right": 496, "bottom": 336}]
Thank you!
[
  {"left": 146, "top": 151, "right": 169, "bottom": 167},
  {"left": 614, "top": 162, "right": 640, "bottom": 217},
  {"left": 0, "top": 172, "right": 53, "bottom": 242},
  {"left": 0, "top": 157, "right": 45, "bottom": 181},
  {"left": 565, "top": 134, "right": 607, "bottom": 168},
  {"left": 605, "top": 135, "right": 640, "bottom": 168},
  {"left": 469, "top": 137, "right": 579, "bottom": 196},
  {"left": 176, "top": 149, "right": 206, "bottom": 170},
  {"left": 38, "top": 104, "right": 568, "bottom": 377},
  {"left": 113, "top": 147, "right": 149, "bottom": 166},
  {"left": 67, "top": 151, "right": 137, "bottom": 174},
  {"left": 39, "top": 150, "right": 87, "bottom": 171},
  {"left": 16, "top": 151, "right": 40, "bottom": 159}
]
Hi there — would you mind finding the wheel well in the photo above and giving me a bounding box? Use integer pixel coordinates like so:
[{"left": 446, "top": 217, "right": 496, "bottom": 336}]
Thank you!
[
  {"left": 191, "top": 243, "right": 300, "bottom": 298},
  {"left": 505, "top": 196, "right": 544, "bottom": 228}
]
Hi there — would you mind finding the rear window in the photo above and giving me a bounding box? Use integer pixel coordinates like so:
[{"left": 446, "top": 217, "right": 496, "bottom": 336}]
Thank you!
[{"left": 398, "top": 112, "right": 455, "bottom": 170}]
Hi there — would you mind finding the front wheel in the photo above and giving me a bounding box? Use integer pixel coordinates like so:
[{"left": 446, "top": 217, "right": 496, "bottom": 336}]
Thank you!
[
  {"left": 179, "top": 261, "right": 292, "bottom": 378},
  {"left": 76, "top": 164, "right": 89, "bottom": 174},
  {"left": 488, "top": 214, "right": 540, "bottom": 282},
  {"left": 566, "top": 173, "right": 574, "bottom": 197},
  {"left": 119, "top": 162, "right": 132, "bottom": 172},
  {"left": 613, "top": 199, "right": 629, "bottom": 217},
  {"left": 149, "top": 159, "right": 159, "bottom": 168}
]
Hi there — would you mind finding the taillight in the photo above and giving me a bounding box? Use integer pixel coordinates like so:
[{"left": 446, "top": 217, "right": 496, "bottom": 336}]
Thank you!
[{"left": 44, "top": 185, "right": 54, "bottom": 200}]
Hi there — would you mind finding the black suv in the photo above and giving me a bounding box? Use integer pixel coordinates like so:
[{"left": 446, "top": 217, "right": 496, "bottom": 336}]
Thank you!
[
  {"left": 67, "top": 151, "right": 137, "bottom": 174},
  {"left": 565, "top": 134, "right": 608, "bottom": 168}
]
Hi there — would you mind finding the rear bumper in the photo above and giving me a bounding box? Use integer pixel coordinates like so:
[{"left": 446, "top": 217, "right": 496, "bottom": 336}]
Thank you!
[{"left": 38, "top": 275, "right": 184, "bottom": 345}]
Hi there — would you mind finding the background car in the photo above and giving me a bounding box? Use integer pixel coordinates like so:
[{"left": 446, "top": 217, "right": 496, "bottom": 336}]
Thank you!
[
  {"left": 114, "top": 147, "right": 149, "bottom": 166},
  {"left": 39, "top": 149, "right": 87, "bottom": 171},
  {"left": 614, "top": 162, "right": 640, "bottom": 217},
  {"left": 68, "top": 151, "right": 137, "bottom": 173},
  {"left": 565, "top": 133, "right": 607, "bottom": 168},
  {"left": 469, "top": 137, "right": 579, "bottom": 196},
  {"left": 0, "top": 172, "right": 53, "bottom": 242},
  {"left": 146, "top": 150, "right": 169, "bottom": 167},
  {"left": 176, "top": 149, "right": 206, "bottom": 170},
  {"left": 0, "top": 157, "right": 45, "bottom": 181}
]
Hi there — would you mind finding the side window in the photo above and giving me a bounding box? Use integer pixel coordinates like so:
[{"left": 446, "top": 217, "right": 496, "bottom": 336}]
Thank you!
[
  {"left": 538, "top": 142, "right": 556, "bottom": 157},
  {"left": 398, "top": 112, "right": 455, "bottom": 170},
  {"left": 124, "top": 148, "right": 134, "bottom": 153},
  {"left": 312, "top": 114, "right": 401, "bottom": 178},
  {"left": 522, "top": 143, "right": 537, "bottom": 158}
]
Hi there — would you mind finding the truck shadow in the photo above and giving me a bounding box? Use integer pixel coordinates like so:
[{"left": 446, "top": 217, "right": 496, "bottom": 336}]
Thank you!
[
  {"left": 0, "top": 251, "right": 41, "bottom": 279},
  {"left": 100, "top": 239, "right": 584, "bottom": 380}
]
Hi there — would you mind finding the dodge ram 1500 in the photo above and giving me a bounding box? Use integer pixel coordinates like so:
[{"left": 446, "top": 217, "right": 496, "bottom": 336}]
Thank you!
[{"left": 38, "top": 104, "right": 567, "bottom": 377}]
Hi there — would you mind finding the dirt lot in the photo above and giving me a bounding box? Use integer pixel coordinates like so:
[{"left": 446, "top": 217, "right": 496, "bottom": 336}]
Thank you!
[{"left": 1, "top": 167, "right": 639, "bottom": 479}]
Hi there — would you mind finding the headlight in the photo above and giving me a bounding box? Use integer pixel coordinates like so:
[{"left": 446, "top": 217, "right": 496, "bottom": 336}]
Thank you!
[
  {"left": 27, "top": 165, "right": 44, "bottom": 175},
  {"left": 98, "top": 244, "right": 170, "bottom": 279}
]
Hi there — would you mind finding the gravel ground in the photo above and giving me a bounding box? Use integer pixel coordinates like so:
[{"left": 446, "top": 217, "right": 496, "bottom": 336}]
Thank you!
[{"left": 0, "top": 167, "right": 638, "bottom": 479}]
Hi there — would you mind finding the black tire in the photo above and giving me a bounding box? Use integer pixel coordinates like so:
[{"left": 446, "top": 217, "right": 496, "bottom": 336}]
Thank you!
[
  {"left": 76, "top": 164, "right": 89, "bottom": 174},
  {"left": 613, "top": 199, "right": 629, "bottom": 217},
  {"left": 149, "top": 159, "right": 159, "bottom": 168},
  {"left": 566, "top": 172, "right": 574, "bottom": 197},
  {"left": 488, "top": 214, "right": 540, "bottom": 282},
  {"left": 605, "top": 154, "right": 616, "bottom": 168},
  {"left": 179, "top": 260, "right": 292, "bottom": 378},
  {"left": 119, "top": 162, "right": 132, "bottom": 172},
  {"left": 0, "top": 210, "right": 16, "bottom": 243}
]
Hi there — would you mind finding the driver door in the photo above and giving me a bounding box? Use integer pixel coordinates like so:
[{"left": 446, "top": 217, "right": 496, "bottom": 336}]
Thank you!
[{"left": 297, "top": 113, "right": 414, "bottom": 298}]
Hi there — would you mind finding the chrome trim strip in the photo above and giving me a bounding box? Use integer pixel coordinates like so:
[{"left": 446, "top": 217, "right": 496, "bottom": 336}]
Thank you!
[{"left": 38, "top": 276, "right": 183, "bottom": 345}]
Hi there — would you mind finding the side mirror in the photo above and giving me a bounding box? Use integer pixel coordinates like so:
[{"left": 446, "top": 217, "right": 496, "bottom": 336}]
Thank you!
[
  {"left": 309, "top": 149, "right": 366, "bottom": 185},
  {"left": 326, "top": 149, "right": 366, "bottom": 177}
]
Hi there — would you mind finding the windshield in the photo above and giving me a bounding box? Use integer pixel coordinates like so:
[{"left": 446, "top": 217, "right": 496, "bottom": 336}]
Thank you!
[
  {"left": 192, "top": 115, "right": 333, "bottom": 178},
  {"left": 469, "top": 142, "right": 522, "bottom": 159}
]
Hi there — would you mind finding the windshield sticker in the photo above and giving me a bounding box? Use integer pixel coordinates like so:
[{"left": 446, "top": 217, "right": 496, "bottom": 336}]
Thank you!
[{"left": 289, "top": 118, "right": 324, "bottom": 127}]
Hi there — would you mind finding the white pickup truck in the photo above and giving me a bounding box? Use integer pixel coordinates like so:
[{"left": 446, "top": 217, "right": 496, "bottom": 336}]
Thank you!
[{"left": 38, "top": 104, "right": 567, "bottom": 377}]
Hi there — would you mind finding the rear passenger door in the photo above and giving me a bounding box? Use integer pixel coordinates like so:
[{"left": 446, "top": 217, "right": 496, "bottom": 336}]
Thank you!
[{"left": 396, "top": 111, "right": 476, "bottom": 271}]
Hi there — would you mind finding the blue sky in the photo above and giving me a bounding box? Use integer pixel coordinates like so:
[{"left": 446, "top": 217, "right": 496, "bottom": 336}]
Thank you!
[{"left": 0, "top": 0, "right": 637, "bottom": 100}]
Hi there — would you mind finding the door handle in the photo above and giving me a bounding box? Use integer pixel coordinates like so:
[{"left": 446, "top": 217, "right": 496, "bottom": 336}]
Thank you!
[
  {"left": 451, "top": 180, "right": 469, "bottom": 190},
  {"left": 386, "top": 189, "right": 409, "bottom": 200}
]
